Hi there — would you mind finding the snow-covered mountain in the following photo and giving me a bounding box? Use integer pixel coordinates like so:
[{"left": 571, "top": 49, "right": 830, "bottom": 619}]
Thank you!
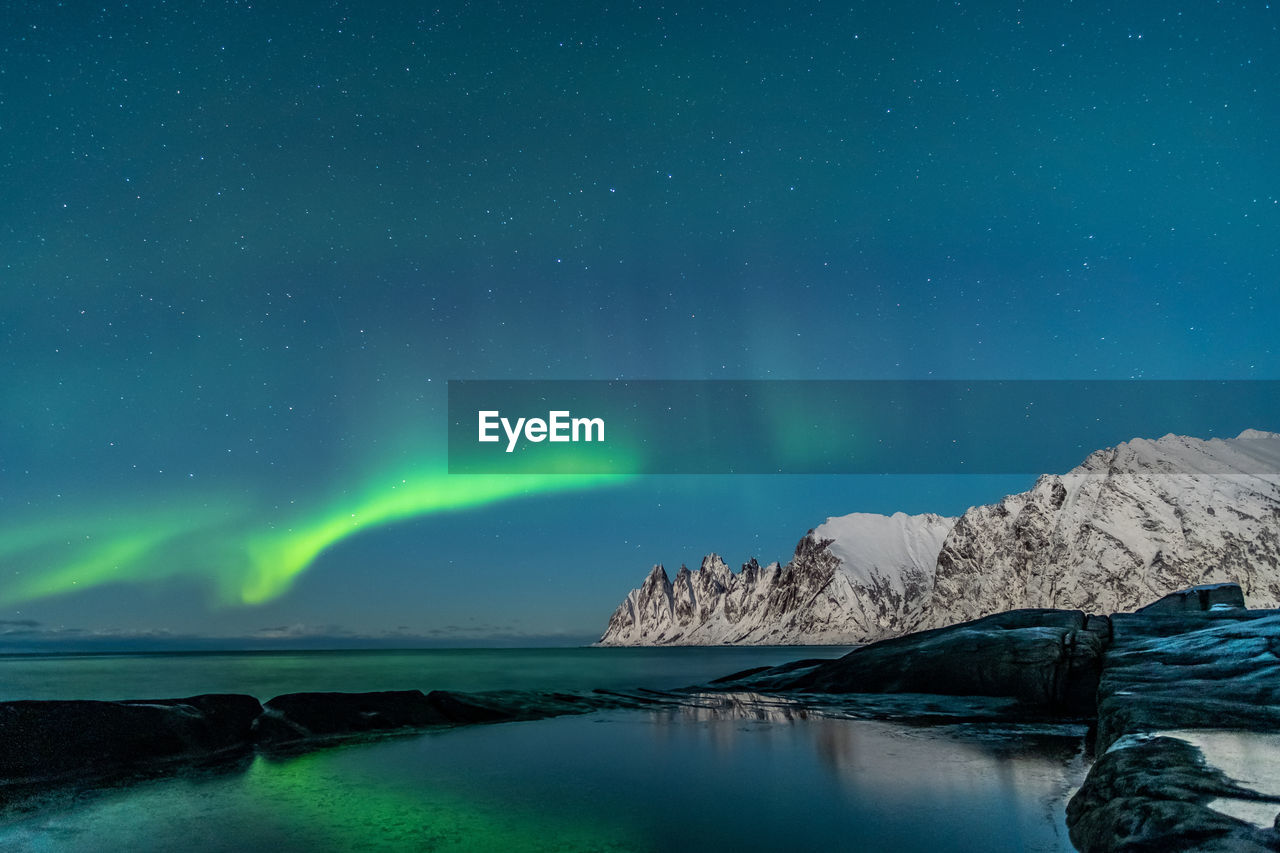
[
  {"left": 923, "top": 428, "right": 1280, "bottom": 627},
  {"left": 598, "top": 430, "right": 1280, "bottom": 645},
  {"left": 598, "top": 512, "right": 954, "bottom": 645}
]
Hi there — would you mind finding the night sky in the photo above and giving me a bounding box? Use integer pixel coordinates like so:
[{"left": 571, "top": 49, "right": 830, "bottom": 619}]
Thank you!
[{"left": 3, "top": 2, "right": 1278, "bottom": 647}]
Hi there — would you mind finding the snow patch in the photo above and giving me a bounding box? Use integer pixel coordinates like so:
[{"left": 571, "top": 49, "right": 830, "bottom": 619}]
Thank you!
[{"left": 813, "top": 512, "right": 954, "bottom": 594}]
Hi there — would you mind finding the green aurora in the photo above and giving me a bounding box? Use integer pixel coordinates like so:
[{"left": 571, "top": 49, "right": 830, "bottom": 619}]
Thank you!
[{"left": 0, "top": 468, "right": 628, "bottom": 609}]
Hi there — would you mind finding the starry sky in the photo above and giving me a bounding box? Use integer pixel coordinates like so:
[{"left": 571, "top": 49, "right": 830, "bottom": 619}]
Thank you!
[{"left": 2, "top": 1, "right": 1278, "bottom": 648}]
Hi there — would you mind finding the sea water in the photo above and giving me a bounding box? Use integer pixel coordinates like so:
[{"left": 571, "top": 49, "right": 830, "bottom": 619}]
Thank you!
[
  {"left": 0, "top": 649, "right": 1087, "bottom": 852},
  {"left": 0, "top": 646, "right": 856, "bottom": 701}
]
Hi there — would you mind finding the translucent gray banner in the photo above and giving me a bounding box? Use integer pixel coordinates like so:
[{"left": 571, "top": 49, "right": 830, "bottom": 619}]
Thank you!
[{"left": 446, "top": 380, "right": 1280, "bottom": 474}]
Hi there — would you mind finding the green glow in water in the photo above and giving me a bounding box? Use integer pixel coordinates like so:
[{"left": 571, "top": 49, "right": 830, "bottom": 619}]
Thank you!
[{"left": 239, "top": 747, "right": 644, "bottom": 852}]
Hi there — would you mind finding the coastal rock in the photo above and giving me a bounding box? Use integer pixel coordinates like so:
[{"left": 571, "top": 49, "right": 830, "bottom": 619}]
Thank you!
[
  {"left": 717, "top": 608, "right": 1110, "bottom": 714},
  {"left": 424, "top": 690, "right": 535, "bottom": 724},
  {"left": 252, "top": 689, "right": 652, "bottom": 744},
  {"left": 701, "top": 585, "right": 1280, "bottom": 852},
  {"left": 1134, "top": 582, "right": 1247, "bottom": 615},
  {"left": 0, "top": 693, "right": 262, "bottom": 784},
  {"left": 254, "top": 690, "right": 450, "bottom": 742},
  {"left": 1066, "top": 599, "right": 1280, "bottom": 852},
  {"left": 1094, "top": 607, "right": 1280, "bottom": 752},
  {"left": 424, "top": 689, "right": 669, "bottom": 722}
]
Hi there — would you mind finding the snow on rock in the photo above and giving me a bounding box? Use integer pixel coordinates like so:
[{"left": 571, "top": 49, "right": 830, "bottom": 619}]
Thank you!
[{"left": 814, "top": 511, "right": 952, "bottom": 595}]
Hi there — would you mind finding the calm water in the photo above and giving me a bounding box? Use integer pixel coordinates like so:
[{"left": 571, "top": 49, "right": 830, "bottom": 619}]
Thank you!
[
  {"left": 0, "top": 646, "right": 854, "bottom": 701},
  {"left": 0, "top": 649, "right": 1087, "bottom": 852}
]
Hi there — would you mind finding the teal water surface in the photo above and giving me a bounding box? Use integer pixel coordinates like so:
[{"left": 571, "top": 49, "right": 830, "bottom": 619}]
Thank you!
[
  {"left": 0, "top": 709, "right": 1086, "bottom": 852},
  {"left": 0, "top": 646, "right": 853, "bottom": 701},
  {"left": 0, "top": 648, "right": 1087, "bottom": 852}
]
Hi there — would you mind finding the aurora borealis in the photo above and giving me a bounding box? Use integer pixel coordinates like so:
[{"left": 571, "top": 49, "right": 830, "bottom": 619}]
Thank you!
[
  {"left": 0, "top": 469, "right": 627, "bottom": 611},
  {"left": 3, "top": 2, "right": 1278, "bottom": 646}
]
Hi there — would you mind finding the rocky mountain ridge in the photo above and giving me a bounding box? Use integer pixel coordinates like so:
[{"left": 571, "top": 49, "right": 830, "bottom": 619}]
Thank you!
[{"left": 598, "top": 430, "right": 1280, "bottom": 645}]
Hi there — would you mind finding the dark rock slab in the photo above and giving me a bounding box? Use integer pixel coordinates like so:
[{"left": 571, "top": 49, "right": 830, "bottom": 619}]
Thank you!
[
  {"left": 0, "top": 693, "right": 262, "bottom": 784},
  {"left": 1067, "top": 600, "right": 1280, "bottom": 852},
  {"left": 424, "top": 689, "right": 660, "bottom": 722},
  {"left": 1094, "top": 610, "right": 1280, "bottom": 752},
  {"left": 1135, "top": 582, "right": 1247, "bottom": 616},
  {"left": 719, "top": 608, "right": 1110, "bottom": 714},
  {"left": 252, "top": 688, "right": 668, "bottom": 745},
  {"left": 709, "top": 658, "right": 831, "bottom": 685},
  {"left": 254, "top": 690, "right": 450, "bottom": 742}
]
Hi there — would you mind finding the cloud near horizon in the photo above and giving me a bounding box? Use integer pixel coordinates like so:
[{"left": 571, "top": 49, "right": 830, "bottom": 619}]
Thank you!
[{"left": 0, "top": 619, "right": 598, "bottom": 652}]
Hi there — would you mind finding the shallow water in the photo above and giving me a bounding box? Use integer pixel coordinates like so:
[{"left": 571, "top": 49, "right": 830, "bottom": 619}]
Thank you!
[
  {"left": 0, "top": 707, "right": 1086, "bottom": 852},
  {"left": 0, "top": 649, "right": 1088, "bottom": 851},
  {"left": 1150, "top": 730, "right": 1280, "bottom": 829}
]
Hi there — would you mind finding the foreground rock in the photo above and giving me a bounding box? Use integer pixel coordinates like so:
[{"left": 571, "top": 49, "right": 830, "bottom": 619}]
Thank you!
[
  {"left": 1094, "top": 609, "right": 1280, "bottom": 752},
  {"left": 253, "top": 688, "right": 653, "bottom": 744},
  {"left": 254, "top": 690, "right": 451, "bottom": 742},
  {"left": 0, "top": 688, "right": 665, "bottom": 792},
  {"left": 1066, "top": 587, "right": 1280, "bottom": 853},
  {"left": 715, "top": 607, "right": 1110, "bottom": 715},
  {"left": 1131, "top": 581, "right": 1247, "bottom": 616},
  {"left": 0, "top": 694, "right": 262, "bottom": 785},
  {"left": 710, "top": 582, "right": 1280, "bottom": 851}
]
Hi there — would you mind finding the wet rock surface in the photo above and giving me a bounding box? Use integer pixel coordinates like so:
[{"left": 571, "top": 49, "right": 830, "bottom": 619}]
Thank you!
[
  {"left": 253, "top": 690, "right": 451, "bottom": 743},
  {"left": 1133, "top": 582, "right": 1248, "bottom": 616},
  {"left": 1066, "top": 597, "right": 1280, "bottom": 853},
  {"left": 1093, "top": 609, "right": 1280, "bottom": 753}
]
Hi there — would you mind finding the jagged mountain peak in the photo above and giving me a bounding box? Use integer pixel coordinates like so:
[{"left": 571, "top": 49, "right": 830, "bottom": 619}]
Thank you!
[
  {"left": 599, "top": 511, "right": 955, "bottom": 646},
  {"left": 643, "top": 564, "right": 669, "bottom": 583}
]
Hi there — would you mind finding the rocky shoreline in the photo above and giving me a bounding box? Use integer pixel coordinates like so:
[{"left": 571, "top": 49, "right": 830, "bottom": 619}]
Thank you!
[
  {"left": 4, "top": 583, "right": 1278, "bottom": 851},
  {"left": 0, "top": 686, "right": 665, "bottom": 796},
  {"left": 711, "top": 582, "right": 1280, "bottom": 852},
  {"left": 1069, "top": 594, "right": 1280, "bottom": 852}
]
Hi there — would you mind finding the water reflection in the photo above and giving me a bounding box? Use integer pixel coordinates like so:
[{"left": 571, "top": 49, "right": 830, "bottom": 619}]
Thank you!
[
  {"left": 0, "top": 704, "right": 1087, "bottom": 853},
  {"left": 642, "top": 690, "right": 1088, "bottom": 852},
  {"left": 1155, "top": 730, "right": 1280, "bottom": 828}
]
